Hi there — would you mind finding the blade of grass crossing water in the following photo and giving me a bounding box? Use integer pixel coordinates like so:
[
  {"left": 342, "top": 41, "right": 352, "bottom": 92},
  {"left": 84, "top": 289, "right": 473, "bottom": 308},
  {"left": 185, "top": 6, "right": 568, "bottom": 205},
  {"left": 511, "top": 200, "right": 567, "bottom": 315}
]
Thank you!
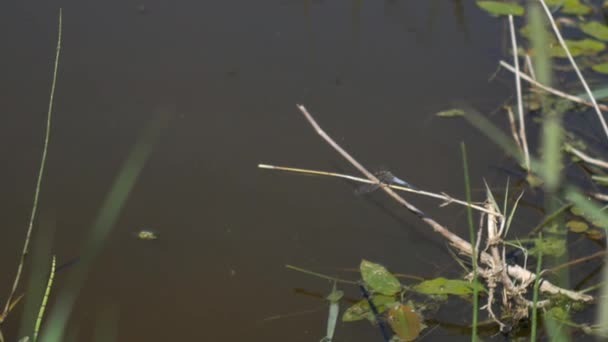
[
  {"left": 39, "top": 112, "right": 169, "bottom": 342},
  {"left": 528, "top": 2, "right": 554, "bottom": 339},
  {"left": 1, "top": 8, "right": 62, "bottom": 324},
  {"left": 460, "top": 143, "right": 478, "bottom": 341}
]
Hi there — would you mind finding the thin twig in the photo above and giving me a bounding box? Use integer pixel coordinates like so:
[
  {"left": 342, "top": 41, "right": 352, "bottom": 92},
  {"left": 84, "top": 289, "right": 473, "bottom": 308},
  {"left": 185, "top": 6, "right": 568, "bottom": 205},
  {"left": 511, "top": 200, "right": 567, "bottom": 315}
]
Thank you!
[
  {"left": 499, "top": 61, "right": 608, "bottom": 111},
  {"left": 538, "top": 0, "right": 608, "bottom": 143},
  {"left": 1, "top": 9, "right": 62, "bottom": 323},
  {"left": 295, "top": 104, "right": 592, "bottom": 302},
  {"left": 525, "top": 54, "right": 537, "bottom": 80},
  {"left": 509, "top": 15, "right": 530, "bottom": 171},
  {"left": 548, "top": 251, "right": 607, "bottom": 274},
  {"left": 505, "top": 106, "right": 523, "bottom": 151},
  {"left": 565, "top": 145, "right": 608, "bottom": 170},
  {"left": 258, "top": 164, "right": 497, "bottom": 215},
  {"left": 590, "top": 192, "right": 608, "bottom": 202}
]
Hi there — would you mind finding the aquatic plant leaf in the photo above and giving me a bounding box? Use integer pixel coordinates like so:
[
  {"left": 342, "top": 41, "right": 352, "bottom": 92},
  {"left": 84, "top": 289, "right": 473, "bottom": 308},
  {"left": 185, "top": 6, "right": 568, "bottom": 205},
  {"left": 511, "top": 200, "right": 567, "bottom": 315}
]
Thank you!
[
  {"left": 560, "top": 0, "right": 592, "bottom": 15},
  {"left": 342, "top": 295, "right": 397, "bottom": 322},
  {"left": 323, "top": 284, "right": 342, "bottom": 342},
  {"left": 566, "top": 220, "right": 589, "bottom": 233},
  {"left": 546, "top": 306, "right": 568, "bottom": 321},
  {"left": 550, "top": 39, "right": 605, "bottom": 58},
  {"left": 360, "top": 260, "right": 401, "bottom": 296},
  {"left": 436, "top": 109, "right": 465, "bottom": 118},
  {"left": 592, "top": 63, "right": 608, "bottom": 74},
  {"left": 581, "top": 22, "right": 608, "bottom": 41},
  {"left": 387, "top": 305, "right": 422, "bottom": 341},
  {"left": 326, "top": 289, "right": 344, "bottom": 303},
  {"left": 529, "top": 237, "right": 566, "bottom": 257},
  {"left": 566, "top": 191, "right": 608, "bottom": 230},
  {"left": 526, "top": 173, "right": 544, "bottom": 188},
  {"left": 586, "top": 229, "right": 604, "bottom": 241},
  {"left": 570, "top": 206, "right": 584, "bottom": 217},
  {"left": 413, "top": 277, "right": 485, "bottom": 296},
  {"left": 476, "top": 1, "right": 524, "bottom": 16}
]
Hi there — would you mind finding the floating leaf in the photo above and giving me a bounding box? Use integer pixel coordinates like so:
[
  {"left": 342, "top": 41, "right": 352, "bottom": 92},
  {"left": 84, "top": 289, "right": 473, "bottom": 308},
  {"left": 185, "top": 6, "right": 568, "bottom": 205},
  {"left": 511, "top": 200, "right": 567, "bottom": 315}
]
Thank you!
[
  {"left": 586, "top": 228, "right": 604, "bottom": 241},
  {"left": 136, "top": 230, "right": 158, "bottom": 240},
  {"left": 566, "top": 220, "right": 589, "bottom": 233},
  {"left": 529, "top": 237, "right": 566, "bottom": 257},
  {"left": 561, "top": 0, "right": 592, "bottom": 15},
  {"left": 476, "top": 1, "right": 524, "bottom": 16},
  {"left": 526, "top": 173, "right": 544, "bottom": 188},
  {"left": 581, "top": 21, "right": 608, "bottom": 41},
  {"left": 550, "top": 39, "right": 606, "bottom": 58},
  {"left": 360, "top": 260, "right": 401, "bottom": 296},
  {"left": 570, "top": 206, "right": 585, "bottom": 217},
  {"left": 387, "top": 305, "right": 423, "bottom": 341},
  {"left": 413, "top": 278, "right": 485, "bottom": 296},
  {"left": 342, "top": 295, "right": 397, "bottom": 322},
  {"left": 436, "top": 109, "right": 465, "bottom": 118},
  {"left": 326, "top": 289, "right": 344, "bottom": 303},
  {"left": 592, "top": 63, "right": 608, "bottom": 74}
]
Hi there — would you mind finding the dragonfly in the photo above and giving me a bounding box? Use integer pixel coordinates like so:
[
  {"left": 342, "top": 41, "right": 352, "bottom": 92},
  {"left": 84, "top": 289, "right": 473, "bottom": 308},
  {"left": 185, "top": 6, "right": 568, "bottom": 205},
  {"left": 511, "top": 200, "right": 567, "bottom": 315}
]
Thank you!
[{"left": 355, "top": 169, "right": 417, "bottom": 194}]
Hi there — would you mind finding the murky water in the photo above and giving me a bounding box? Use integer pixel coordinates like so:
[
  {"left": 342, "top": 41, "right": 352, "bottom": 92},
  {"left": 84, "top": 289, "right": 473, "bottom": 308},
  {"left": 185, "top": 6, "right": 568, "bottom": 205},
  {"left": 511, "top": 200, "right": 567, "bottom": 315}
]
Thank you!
[{"left": 1, "top": 0, "right": 517, "bottom": 340}]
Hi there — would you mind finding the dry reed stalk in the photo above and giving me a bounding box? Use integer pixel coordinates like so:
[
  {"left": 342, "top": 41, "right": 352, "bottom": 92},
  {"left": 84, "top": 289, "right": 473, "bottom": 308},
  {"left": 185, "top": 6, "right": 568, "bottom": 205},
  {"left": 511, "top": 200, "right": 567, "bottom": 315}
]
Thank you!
[
  {"left": 500, "top": 61, "right": 608, "bottom": 111},
  {"left": 509, "top": 15, "right": 531, "bottom": 171},
  {"left": 294, "top": 104, "right": 593, "bottom": 302},
  {"left": 538, "top": 0, "right": 608, "bottom": 142},
  {"left": 566, "top": 146, "right": 608, "bottom": 170},
  {"left": 258, "top": 164, "right": 497, "bottom": 215}
]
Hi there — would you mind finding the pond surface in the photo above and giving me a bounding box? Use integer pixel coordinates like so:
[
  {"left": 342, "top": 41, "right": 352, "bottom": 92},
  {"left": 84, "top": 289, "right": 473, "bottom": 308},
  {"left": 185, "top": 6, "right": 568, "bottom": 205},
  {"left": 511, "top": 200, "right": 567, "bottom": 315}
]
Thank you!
[{"left": 0, "top": 0, "right": 516, "bottom": 340}]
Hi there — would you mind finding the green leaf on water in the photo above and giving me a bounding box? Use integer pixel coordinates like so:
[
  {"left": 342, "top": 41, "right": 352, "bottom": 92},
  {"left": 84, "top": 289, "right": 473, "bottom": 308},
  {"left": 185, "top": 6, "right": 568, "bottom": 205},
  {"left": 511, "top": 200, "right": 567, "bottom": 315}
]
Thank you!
[
  {"left": 342, "top": 295, "right": 397, "bottom": 322},
  {"left": 136, "top": 230, "right": 158, "bottom": 240},
  {"left": 560, "top": 0, "right": 592, "bottom": 15},
  {"left": 550, "top": 39, "right": 605, "bottom": 58},
  {"left": 360, "top": 260, "right": 401, "bottom": 296},
  {"left": 413, "top": 277, "right": 485, "bottom": 296},
  {"left": 436, "top": 109, "right": 465, "bottom": 118},
  {"left": 570, "top": 206, "right": 585, "bottom": 217},
  {"left": 592, "top": 63, "right": 608, "bottom": 74},
  {"left": 529, "top": 237, "right": 566, "bottom": 257},
  {"left": 581, "top": 21, "right": 608, "bottom": 41},
  {"left": 566, "top": 220, "right": 589, "bottom": 233},
  {"left": 476, "top": 1, "right": 524, "bottom": 16},
  {"left": 387, "top": 304, "right": 423, "bottom": 342}
]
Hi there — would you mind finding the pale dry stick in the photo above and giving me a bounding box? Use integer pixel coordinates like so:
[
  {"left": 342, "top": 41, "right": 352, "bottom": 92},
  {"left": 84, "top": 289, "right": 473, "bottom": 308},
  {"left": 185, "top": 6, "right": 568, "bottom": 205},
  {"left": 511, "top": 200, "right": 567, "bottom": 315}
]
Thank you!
[
  {"left": 565, "top": 145, "right": 608, "bottom": 170},
  {"left": 590, "top": 192, "right": 608, "bottom": 202},
  {"left": 538, "top": 0, "right": 608, "bottom": 142},
  {"left": 509, "top": 14, "right": 531, "bottom": 171},
  {"left": 525, "top": 54, "right": 537, "bottom": 80},
  {"left": 1, "top": 10, "right": 62, "bottom": 323},
  {"left": 506, "top": 106, "right": 523, "bottom": 151},
  {"left": 500, "top": 61, "right": 608, "bottom": 111},
  {"left": 295, "top": 104, "right": 593, "bottom": 302},
  {"left": 258, "top": 164, "right": 497, "bottom": 215}
]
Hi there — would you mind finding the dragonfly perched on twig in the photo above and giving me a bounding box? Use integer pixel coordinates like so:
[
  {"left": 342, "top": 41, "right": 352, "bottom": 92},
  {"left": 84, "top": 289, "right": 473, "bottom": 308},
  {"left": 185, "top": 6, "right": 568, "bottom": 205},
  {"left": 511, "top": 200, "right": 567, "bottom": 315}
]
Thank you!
[{"left": 355, "top": 169, "right": 417, "bottom": 194}]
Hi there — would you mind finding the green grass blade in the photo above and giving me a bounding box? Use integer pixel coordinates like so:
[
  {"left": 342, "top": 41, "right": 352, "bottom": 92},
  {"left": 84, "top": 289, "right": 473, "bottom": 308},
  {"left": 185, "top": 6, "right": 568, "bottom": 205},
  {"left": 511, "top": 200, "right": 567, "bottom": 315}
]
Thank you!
[
  {"left": 38, "top": 112, "right": 169, "bottom": 342},
  {"left": 1, "top": 8, "right": 62, "bottom": 323},
  {"left": 460, "top": 143, "right": 478, "bottom": 341}
]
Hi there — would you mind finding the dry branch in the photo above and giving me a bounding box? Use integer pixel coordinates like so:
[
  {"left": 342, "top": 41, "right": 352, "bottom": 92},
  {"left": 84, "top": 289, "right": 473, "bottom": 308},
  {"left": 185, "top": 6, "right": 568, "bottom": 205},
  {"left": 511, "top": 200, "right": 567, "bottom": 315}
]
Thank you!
[{"left": 294, "top": 104, "right": 593, "bottom": 303}]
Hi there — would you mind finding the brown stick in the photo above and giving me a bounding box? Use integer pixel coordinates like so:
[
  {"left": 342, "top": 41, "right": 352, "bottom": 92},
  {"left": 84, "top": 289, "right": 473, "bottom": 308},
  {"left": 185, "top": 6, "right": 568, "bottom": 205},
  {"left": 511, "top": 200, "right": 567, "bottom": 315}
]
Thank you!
[{"left": 295, "top": 104, "right": 593, "bottom": 302}]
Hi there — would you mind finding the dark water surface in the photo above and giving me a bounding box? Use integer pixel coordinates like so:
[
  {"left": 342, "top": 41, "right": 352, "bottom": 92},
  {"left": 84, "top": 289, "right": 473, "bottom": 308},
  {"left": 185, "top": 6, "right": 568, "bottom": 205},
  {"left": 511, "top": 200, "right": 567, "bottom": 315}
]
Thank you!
[{"left": 1, "top": 0, "right": 513, "bottom": 340}]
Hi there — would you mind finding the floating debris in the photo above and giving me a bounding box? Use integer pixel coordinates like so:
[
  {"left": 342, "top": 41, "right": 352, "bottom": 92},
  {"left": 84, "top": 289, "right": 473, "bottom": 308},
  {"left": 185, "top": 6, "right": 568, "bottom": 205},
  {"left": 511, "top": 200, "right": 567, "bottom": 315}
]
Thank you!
[{"left": 136, "top": 230, "right": 158, "bottom": 240}]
